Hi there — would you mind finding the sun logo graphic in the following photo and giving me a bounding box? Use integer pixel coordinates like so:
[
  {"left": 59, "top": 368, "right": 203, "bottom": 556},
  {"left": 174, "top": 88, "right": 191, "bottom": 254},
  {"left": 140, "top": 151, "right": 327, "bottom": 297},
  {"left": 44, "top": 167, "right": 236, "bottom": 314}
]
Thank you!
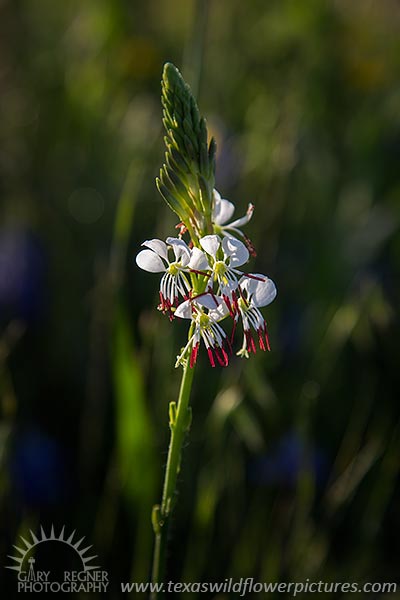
[{"left": 6, "top": 525, "right": 109, "bottom": 593}]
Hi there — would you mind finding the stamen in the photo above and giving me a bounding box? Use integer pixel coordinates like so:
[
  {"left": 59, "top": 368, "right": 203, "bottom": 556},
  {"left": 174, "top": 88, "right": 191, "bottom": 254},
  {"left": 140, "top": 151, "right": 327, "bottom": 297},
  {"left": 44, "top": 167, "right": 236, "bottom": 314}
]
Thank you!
[
  {"left": 214, "top": 346, "right": 228, "bottom": 367},
  {"left": 224, "top": 333, "right": 233, "bottom": 355},
  {"left": 190, "top": 342, "right": 200, "bottom": 368},
  {"left": 207, "top": 348, "right": 216, "bottom": 367},
  {"left": 232, "top": 289, "right": 241, "bottom": 311},
  {"left": 175, "top": 222, "right": 188, "bottom": 237},
  {"left": 208, "top": 287, "right": 220, "bottom": 307},
  {"left": 245, "top": 330, "right": 256, "bottom": 354},
  {"left": 189, "top": 269, "right": 211, "bottom": 277},
  {"left": 264, "top": 325, "right": 271, "bottom": 351},
  {"left": 258, "top": 329, "right": 266, "bottom": 351},
  {"left": 243, "top": 233, "right": 257, "bottom": 258},
  {"left": 230, "top": 317, "right": 237, "bottom": 345},
  {"left": 245, "top": 273, "right": 266, "bottom": 282},
  {"left": 223, "top": 294, "right": 235, "bottom": 317},
  {"left": 158, "top": 291, "right": 176, "bottom": 321}
]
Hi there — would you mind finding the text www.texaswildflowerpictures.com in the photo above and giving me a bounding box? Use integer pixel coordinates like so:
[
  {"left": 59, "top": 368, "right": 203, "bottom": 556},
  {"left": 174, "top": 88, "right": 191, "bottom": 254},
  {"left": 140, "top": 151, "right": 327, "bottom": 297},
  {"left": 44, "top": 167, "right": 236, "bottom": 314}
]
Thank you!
[{"left": 121, "top": 578, "right": 397, "bottom": 596}]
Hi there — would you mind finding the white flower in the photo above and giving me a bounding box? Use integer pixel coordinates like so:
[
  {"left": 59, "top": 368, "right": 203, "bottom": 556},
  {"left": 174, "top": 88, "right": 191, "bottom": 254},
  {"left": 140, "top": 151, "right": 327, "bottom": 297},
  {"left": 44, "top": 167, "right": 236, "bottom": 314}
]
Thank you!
[
  {"left": 136, "top": 237, "right": 208, "bottom": 318},
  {"left": 135, "top": 192, "right": 277, "bottom": 365},
  {"left": 212, "top": 189, "right": 254, "bottom": 238},
  {"left": 236, "top": 274, "right": 277, "bottom": 357},
  {"left": 175, "top": 294, "right": 231, "bottom": 368},
  {"left": 199, "top": 234, "right": 249, "bottom": 312}
]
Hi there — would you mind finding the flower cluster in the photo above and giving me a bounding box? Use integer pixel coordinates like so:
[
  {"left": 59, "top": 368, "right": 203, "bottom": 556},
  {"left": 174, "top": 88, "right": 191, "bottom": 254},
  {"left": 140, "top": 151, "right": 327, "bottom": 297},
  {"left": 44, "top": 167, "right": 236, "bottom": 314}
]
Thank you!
[{"left": 136, "top": 189, "right": 277, "bottom": 368}]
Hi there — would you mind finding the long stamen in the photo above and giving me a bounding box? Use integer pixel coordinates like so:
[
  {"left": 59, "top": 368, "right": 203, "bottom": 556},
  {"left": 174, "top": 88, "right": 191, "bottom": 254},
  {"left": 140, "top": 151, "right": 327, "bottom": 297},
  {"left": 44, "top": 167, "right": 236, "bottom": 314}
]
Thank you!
[
  {"left": 189, "top": 269, "right": 211, "bottom": 277},
  {"left": 245, "top": 273, "right": 266, "bottom": 282},
  {"left": 208, "top": 287, "right": 221, "bottom": 307}
]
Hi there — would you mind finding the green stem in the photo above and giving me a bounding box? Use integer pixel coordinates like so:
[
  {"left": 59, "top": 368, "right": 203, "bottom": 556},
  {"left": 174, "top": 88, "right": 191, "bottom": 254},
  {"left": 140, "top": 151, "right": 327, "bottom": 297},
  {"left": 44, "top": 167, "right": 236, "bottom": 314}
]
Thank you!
[{"left": 150, "top": 360, "right": 195, "bottom": 598}]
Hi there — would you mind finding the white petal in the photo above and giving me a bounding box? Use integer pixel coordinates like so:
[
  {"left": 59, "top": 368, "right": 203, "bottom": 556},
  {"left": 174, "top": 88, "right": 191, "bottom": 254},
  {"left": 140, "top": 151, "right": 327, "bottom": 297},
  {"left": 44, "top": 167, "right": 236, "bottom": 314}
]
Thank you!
[
  {"left": 200, "top": 234, "right": 221, "bottom": 258},
  {"left": 226, "top": 203, "right": 254, "bottom": 229},
  {"left": 213, "top": 193, "right": 235, "bottom": 225},
  {"left": 188, "top": 247, "right": 210, "bottom": 270},
  {"left": 213, "top": 189, "right": 222, "bottom": 202},
  {"left": 220, "top": 277, "right": 239, "bottom": 295},
  {"left": 136, "top": 249, "right": 166, "bottom": 273},
  {"left": 175, "top": 300, "right": 192, "bottom": 319},
  {"left": 209, "top": 302, "right": 230, "bottom": 322},
  {"left": 193, "top": 293, "right": 222, "bottom": 310},
  {"left": 166, "top": 237, "right": 191, "bottom": 266},
  {"left": 222, "top": 236, "right": 249, "bottom": 267},
  {"left": 212, "top": 188, "right": 221, "bottom": 218},
  {"left": 141, "top": 239, "right": 168, "bottom": 261},
  {"left": 240, "top": 274, "right": 277, "bottom": 307}
]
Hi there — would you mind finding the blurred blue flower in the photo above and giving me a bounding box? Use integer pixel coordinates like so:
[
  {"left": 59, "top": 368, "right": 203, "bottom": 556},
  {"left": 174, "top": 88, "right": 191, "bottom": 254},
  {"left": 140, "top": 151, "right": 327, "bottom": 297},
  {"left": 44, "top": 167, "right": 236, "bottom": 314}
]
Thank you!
[
  {"left": 249, "top": 431, "right": 328, "bottom": 489},
  {"left": 0, "top": 228, "right": 47, "bottom": 326},
  {"left": 9, "top": 426, "right": 71, "bottom": 508}
]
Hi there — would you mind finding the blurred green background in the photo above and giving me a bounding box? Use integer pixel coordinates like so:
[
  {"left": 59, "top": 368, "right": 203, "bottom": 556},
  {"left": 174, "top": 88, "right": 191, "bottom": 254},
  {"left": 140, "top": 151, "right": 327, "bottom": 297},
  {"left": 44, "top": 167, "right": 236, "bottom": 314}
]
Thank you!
[{"left": 1, "top": 0, "right": 400, "bottom": 597}]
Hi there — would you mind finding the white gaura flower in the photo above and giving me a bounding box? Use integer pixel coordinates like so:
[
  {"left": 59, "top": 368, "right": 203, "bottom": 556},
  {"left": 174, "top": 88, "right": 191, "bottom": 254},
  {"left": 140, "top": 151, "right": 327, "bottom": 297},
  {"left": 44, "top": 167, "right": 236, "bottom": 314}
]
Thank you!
[
  {"left": 136, "top": 237, "right": 208, "bottom": 319},
  {"left": 236, "top": 273, "right": 277, "bottom": 358},
  {"left": 213, "top": 189, "right": 254, "bottom": 239},
  {"left": 199, "top": 234, "right": 249, "bottom": 314},
  {"left": 175, "top": 294, "right": 231, "bottom": 368}
]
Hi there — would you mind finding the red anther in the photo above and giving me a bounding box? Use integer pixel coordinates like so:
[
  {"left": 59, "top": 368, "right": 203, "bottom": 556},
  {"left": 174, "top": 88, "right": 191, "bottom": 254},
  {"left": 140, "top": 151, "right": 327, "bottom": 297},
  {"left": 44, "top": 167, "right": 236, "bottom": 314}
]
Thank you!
[
  {"left": 245, "top": 330, "right": 256, "bottom": 354},
  {"left": 243, "top": 233, "right": 257, "bottom": 258},
  {"left": 258, "top": 329, "right": 266, "bottom": 351},
  {"left": 214, "top": 347, "right": 224, "bottom": 366},
  {"left": 190, "top": 343, "right": 199, "bottom": 368},
  {"left": 221, "top": 347, "right": 229, "bottom": 365},
  {"left": 207, "top": 348, "right": 216, "bottom": 367},
  {"left": 158, "top": 292, "right": 175, "bottom": 321},
  {"left": 264, "top": 326, "right": 271, "bottom": 351},
  {"left": 214, "top": 346, "right": 228, "bottom": 367}
]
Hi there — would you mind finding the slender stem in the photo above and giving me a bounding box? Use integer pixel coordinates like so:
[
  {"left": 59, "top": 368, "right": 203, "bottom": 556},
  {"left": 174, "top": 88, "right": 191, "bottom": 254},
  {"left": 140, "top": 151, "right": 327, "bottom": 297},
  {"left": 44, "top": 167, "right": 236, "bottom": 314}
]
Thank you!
[
  {"left": 150, "top": 4, "right": 208, "bottom": 594},
  {"left": 151, "top": 361, "right": 195, "bottom": 598}
]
